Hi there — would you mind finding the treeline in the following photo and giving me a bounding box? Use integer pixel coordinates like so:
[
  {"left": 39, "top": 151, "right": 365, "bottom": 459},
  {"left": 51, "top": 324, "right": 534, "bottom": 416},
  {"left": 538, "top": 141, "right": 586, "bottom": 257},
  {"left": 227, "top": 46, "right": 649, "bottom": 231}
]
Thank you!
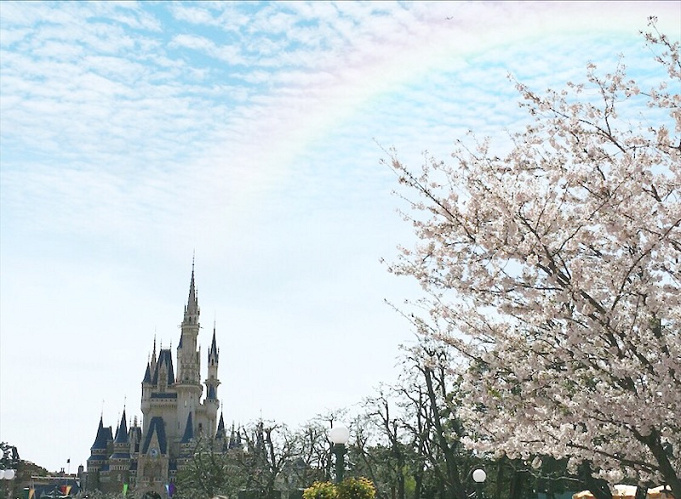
[{"left": 173, "top": 344, "right": 585, "bottom": 499}]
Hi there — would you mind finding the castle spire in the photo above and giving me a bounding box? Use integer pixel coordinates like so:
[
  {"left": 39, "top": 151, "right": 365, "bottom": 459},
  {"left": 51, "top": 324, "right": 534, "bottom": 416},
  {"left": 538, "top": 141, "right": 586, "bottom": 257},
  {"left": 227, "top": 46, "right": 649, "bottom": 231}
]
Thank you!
[
  {"left": 186, "top": 257, "right": 198, "bottom": 318},
  {"left": 216, "top": 413, "right": 226, "bottom": 439},
  {"left": 209, "top": 322, "right": 218, "bottom": 360},
  {"left": 114, "top": 409, "right": 129, "bottom": 444},
  {"left": 178, "top": 259, "right": 201, "bottom": 385},
  {"left": 205, "top": 320, "right": 220, "bottom": 401}
]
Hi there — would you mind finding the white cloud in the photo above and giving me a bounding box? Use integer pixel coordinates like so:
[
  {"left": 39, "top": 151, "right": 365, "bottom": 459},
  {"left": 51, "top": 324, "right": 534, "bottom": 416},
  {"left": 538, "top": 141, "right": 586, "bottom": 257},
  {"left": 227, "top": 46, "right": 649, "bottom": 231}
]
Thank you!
[{"left": 1, "top": 0, "right": 679, "bottom": 473}]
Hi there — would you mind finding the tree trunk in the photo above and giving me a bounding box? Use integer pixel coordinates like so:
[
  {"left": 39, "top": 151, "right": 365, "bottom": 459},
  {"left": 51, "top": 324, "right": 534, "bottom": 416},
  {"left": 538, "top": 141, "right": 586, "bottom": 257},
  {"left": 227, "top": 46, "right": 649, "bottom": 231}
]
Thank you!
[
  {"left": 494, "top": 460, "right": 504, "bottom": 499},
  {"left": 577, "top": 462, "right": 612, "bottom": 499},
  {"left": 509, "top": 469, "right": 524, "bottom": 499},
  {"left": 414, "top": 469, "right": 424, "bottom": 499},
  {"left": 638, "top": 429, "right": 681, "bottom": 499},
  {"left": 422, "top": 367, "right": 466, "bottom": 499}
]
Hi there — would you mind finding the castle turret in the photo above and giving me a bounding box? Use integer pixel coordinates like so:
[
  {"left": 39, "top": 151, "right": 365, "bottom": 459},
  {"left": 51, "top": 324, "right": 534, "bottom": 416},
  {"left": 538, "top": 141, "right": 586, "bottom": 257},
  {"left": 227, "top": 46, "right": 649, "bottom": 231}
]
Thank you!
[
  {"left": 213, "top": 413, "right": 228, "bottom": 452},
  {"left": 205, "top": 324, "right": 220, "bottom": 402},
  {"left": 177, "top": 262, "right": 201, "bottom": 385},
  {"left": 175, "top": 263, "right": 204, "bottom": 439},
  {"left": 86, "top": 416, "right": 113, "bottom": 490},
  {"left": 109, "top": 410, "right": 131, "bottom": 485},
  {"left": 215, "top": 413, "right": 226, "bottom": 440},
  {"left": 228, "top": 423, "right": 242, "bottom": 450}
]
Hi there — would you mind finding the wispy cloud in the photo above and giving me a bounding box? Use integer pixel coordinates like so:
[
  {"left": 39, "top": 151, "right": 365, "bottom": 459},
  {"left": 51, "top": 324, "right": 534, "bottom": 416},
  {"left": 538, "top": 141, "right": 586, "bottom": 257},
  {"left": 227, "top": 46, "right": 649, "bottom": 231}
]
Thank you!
[{"left": 1, "top": 0, "right": 679, "bottom": 472}]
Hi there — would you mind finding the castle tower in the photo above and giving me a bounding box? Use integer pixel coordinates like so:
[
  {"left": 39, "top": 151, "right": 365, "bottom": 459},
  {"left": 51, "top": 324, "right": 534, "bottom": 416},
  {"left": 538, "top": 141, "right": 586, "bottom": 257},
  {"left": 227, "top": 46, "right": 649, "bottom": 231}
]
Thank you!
[
  {"left": 205, "top": 324, "right": 220, "bottom": 402},
  {"left": 175, "top": 262, "right": 204, "bottom": 440},
  {"left": 109, "top": 410, "right": 131, "bottom": 487},
  {"left": 86, "top": 416, "right": 113, "bottom": 490},
  {"left": 177, "top": 262, "right": 201, "bottom": 385}
]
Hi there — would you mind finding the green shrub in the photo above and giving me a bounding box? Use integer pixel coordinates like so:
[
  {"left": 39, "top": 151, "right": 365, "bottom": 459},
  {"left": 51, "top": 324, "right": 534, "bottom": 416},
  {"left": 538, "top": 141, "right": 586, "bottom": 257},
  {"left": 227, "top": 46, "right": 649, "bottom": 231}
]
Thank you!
[
  {"left": 336, "top": 478, "right": 376, "bottom": 499},
  {"left": 303, "top": 481, "right": 338, "bottom": 499},
  {"left": 303, "top": 478, "right": 375, "bottom": 499}
]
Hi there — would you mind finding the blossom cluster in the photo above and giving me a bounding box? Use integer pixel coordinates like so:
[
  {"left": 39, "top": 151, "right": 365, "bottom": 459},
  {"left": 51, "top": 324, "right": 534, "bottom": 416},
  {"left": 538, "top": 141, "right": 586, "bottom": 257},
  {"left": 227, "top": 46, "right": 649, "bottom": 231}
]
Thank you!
[{"left": 389, "top": 23, "right": 680, "bottom": 494}]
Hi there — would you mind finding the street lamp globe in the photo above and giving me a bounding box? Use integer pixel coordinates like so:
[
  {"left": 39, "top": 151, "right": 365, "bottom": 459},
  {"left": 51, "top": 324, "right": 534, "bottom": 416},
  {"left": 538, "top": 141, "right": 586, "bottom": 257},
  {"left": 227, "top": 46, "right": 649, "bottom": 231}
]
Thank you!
[
  {"left": 0, "top": 470, "right": 15, "bottom": 480},
  {"left": 472, "top": 469, "right": 486, "bottom": 483},
  {"left": 328, "top": 425, "right": 350, "bottom": 445}
]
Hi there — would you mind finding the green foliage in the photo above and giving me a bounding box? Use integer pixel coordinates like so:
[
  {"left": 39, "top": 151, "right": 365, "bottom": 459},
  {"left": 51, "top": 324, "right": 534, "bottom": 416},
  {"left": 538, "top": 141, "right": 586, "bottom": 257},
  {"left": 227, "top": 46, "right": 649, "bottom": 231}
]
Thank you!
[
  {"left": 174, "top": 445, "right": 242, "bottom": 499},
  {"left": 303, "top": 481, "right": 338, "bottom": 499},
  {"left": 337, "top": 478, "right": 376, "bottom": 499},
  {"left": 304, "top": 478, "right": 376, "bottom": 499}
]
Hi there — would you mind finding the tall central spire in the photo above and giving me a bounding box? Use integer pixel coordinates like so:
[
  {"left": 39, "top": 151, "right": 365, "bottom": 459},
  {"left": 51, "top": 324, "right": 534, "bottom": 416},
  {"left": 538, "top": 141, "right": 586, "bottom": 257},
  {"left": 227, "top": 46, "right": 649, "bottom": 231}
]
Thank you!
[
  {"left": 178, "top": 258, "right": 201, "bottom": 386},
  {"left": 185, "top": 257, "right": 199, "bottom": 321}
]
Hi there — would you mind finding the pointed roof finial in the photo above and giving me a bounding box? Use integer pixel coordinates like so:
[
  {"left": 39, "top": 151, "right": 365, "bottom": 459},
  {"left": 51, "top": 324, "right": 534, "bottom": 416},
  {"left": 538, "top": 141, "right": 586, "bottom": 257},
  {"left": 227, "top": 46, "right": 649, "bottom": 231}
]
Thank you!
[
  {"left": 114, "top": 408, "right": 129, "bottom": 444},
  {"left": 186, "top": 256, "right": 199, "bottom": 317},
  {"left": 209, "top": 321, "right": 218, "bottom": 358}
]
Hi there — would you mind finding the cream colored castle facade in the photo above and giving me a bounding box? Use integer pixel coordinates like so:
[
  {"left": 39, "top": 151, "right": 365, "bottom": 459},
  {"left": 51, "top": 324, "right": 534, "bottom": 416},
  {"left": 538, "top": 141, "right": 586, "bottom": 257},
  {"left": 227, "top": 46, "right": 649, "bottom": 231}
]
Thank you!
[{"left": 85, "top": 266, "right": 235, "bottom": 497}]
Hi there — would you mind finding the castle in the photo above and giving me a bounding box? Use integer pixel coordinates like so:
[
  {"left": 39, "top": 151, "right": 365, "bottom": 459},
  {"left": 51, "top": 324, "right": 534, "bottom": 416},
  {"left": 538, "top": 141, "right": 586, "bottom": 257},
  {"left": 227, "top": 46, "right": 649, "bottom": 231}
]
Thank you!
[{"left": 85, "top": 265, "right": 238, "bottom": 496}]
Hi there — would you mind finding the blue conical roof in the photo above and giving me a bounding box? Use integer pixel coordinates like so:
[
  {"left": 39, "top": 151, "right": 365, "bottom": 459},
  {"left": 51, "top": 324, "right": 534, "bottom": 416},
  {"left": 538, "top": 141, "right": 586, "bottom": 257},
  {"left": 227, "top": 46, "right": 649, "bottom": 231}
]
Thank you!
[
  {"left": 114, "top": 410, "right": 129, "bottom": 444},
  {"left": 209, "top": 325, "right": 219, "bottom": 361},
  {"left": 152, "top": 349, "right": 175, "bottom": 385},
  {"left": 141, "top": 417, "right": 167, "bottom": 455},
  {"left": 91, "top": 416, "right": 112, "bottom": 451},
  {"left": 181, "top": 412, "right": 194, "bottom": 443},
  {"left": 215, "top": 413, "right": 226, "bottom": 439}
]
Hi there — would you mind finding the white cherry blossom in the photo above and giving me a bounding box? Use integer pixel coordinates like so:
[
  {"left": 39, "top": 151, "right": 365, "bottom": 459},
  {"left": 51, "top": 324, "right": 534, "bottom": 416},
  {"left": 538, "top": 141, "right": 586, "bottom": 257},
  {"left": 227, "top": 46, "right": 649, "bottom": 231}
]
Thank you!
[{"left": 388, "top": 22, "right": 680, "bottom": 497}]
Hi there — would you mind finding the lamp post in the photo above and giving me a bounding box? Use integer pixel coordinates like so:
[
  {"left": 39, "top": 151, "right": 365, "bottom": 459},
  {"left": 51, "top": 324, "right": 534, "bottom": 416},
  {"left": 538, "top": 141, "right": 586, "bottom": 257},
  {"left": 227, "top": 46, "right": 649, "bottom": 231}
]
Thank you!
[
  {"left": 0, "top": 469, "right": 16, "bottom": 499},
  {"left": 472, "top": 468, "right": 486, "bottom": 499},
  {"left": 328, "top": 425, "right": 350, "bottom": 484}
]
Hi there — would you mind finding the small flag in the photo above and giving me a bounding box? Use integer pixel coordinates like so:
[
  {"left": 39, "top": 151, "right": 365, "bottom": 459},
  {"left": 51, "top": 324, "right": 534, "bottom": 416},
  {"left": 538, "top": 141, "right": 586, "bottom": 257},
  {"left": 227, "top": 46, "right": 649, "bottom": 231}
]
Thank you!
[
  {"left": 166, "top": 483, "right": 176, "bottom": 497},
  {"left": 123, "top": 483, "right": 129, "bottom": 496},
  {"left": 66, "top": 458, "right": 70, "bottom": 464}
]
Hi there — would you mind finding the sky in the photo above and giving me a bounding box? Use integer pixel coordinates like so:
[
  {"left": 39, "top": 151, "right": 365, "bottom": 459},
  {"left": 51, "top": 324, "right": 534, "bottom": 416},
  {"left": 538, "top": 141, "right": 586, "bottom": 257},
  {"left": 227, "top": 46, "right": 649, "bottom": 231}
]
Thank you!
[{"left": 1, "top": 1, "right": 679, "bottom": 473}]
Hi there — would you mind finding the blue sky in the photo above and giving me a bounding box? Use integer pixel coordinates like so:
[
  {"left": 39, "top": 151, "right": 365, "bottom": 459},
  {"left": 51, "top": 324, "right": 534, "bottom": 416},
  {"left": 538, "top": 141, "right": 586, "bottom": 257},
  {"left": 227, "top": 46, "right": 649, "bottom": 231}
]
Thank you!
[{"left": 1, "top": 1, "right": 679, "bottom": 472}]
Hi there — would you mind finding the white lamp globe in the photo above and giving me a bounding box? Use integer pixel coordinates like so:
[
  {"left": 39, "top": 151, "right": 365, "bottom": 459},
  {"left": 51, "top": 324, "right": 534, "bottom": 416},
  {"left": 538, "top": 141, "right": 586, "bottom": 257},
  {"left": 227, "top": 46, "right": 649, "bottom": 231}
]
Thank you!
[
  {"left": 472, "top": 469, "right": 486, "bottom": 483},
  {"left": 2, "top": 469, "right": 15, "bottom": 480},
  {"left": 328, "top": 425, "right": 350, "bottom": 445}
]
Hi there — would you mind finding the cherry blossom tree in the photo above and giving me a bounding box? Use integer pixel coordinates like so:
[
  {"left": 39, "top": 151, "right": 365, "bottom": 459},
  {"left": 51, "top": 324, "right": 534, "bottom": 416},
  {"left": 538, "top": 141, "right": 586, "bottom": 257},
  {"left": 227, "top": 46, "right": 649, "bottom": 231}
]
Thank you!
[{"left": 386, "top": 21, "right": 680, "bottom": 498}]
